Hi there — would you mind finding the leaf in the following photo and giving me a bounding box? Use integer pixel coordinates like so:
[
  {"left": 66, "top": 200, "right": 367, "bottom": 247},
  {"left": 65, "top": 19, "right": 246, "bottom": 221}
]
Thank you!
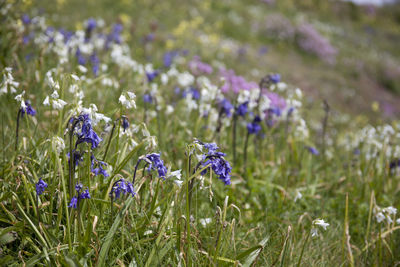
[
  {"left": 240, "top": 235, "right": 270, "bottom": 267},
  {"left": 0, "top": 231, "right": 17, "bottom": 245},
  {"left": 97, "top": 197, "right": 135, "bottom": 266}
]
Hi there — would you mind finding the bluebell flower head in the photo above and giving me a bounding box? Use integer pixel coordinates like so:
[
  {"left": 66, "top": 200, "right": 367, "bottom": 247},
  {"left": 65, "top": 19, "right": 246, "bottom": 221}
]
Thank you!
[
  {"left": 268, "top": 107, "right": 281, "bottom": 117},
  {"left": 22, "top": 14, "right": 31, "bottom": 25},
  {"left": 80, "top": 189, "right": 91, "bottom": 199},
  {"left": 35, "top": 178, "right": 48, "bottom": 196},
  {"left": 269, "top": 73, "right": 280, "bottom": 84},
  {"left": 146, "top": 71, "right": 158, "bottom": 82},
  {"left": 219, "top": 98, "right": 234, "bottom": 117},
  {"left": 236, "top": 101, "right": 249, "bottom": 117},
  {"left": 86, "top": 18, "right": 97, "bottom": 32},
  {"left": 68, "top": 196, "right": 78, "bottom": 208},
  {"left": 111, "top": 179, "right": 135, "bottom": 199},
  {"left": 67, "top": 150, "right": 84, "bottom": 166},
  {"left": 75, "top": 183, "right": 83, "bottom": 193},
  {"left": 73, "top": 114, "right": 102, "bottom": 149},
  {"left": 306, "top": 146, "right": 319, "bottom": 155},
  {"left": 145, "top": 153, "right": 168, "bottom": 178},
  {"left": 197, "top": 141, "right": 232, "bottom": 185},
  {"left": 122, "top": 116, "right": 129, "bottom": 132},
  {"left": 182, "top": 87, "right": 200, "bottom": 100},
  {"left": 163, "top": 51, "right": 178, "bottom": 68},
  {"left": 90, "top": 53, "right": 100, "bottom": 76},
  {"left": 21, "top": 101, "right": 36, "bottom": 117},
  {"left": 389, "top": 159, "right": 400, "bottom": 170},
  {"left": 92, "top": 160, "right": 109, "bottom": 177},
  {"left": 247, "top": 116, "right": 262, "bottom": 135},
  {"left": 143, "top": 94, "right": 152, "bottom": 103}
]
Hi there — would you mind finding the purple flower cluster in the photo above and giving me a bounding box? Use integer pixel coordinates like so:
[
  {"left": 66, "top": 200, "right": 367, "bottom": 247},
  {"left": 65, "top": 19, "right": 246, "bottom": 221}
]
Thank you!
[
  {"left": 21, "top": 101, "right": 36, "bottom": 117},
  {"left": 188, "top": 56, "right": 213, "bottom": 75},
  {"left": 91, "top": 158, "right": 109, "bottom": 177},
  {"left": 163, "top": 51, "right": 179, "bottom": 68},
  {"left": 297, "top": 23, "right": 337, "bottom": 64},
  {"left": 220, "top": 69, "right": 258, "bottom": 94},
  {"left": 197, "top": 141, "right": 232, "bottom": 185},
  {"left": 68, "top": 183, "right": 91, "bottom": 209},
  {"left": 110, "top": 178, "right": 135, "bottom": 199},
  {"left": 143, "top": 93, "right": 153, "bottom": 103},
  {"left": 182, "top": 87, "right": 200, "bottom": 100},
  {"left": 144, "top": 153, "right": 168, "bottom": 178},
  {"left": 219, "top": 98, "right": 234, "bottom": 117},
  {"left": 247, "top": 116, "right": 262, "bottom": 135},
  {"left": 146, "top": 71, "right": 159, "bottom": 83},
  {"left": 73, "top": 114, "right": 102, "bottom": 149},
  {"left": 236, "top": 101, "right": 249, "bottom": 117},
  {"left": 35, "top": 178, "right": 48, "bottom": 196}
]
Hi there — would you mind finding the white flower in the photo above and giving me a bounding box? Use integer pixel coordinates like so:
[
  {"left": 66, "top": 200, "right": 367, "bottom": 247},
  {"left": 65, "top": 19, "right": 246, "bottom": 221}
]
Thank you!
[
  {"left": 51, "top": 136, "right": 65, "bottom": 154},
  {"left": 52, "top": 99, "right": 67, "bottom": 110},
  {"left": 396, "top": 218, "right": 400, "bottom": 225},
  {"left": 311, "top": 227, "right": 319, "bottom": 237},
  {"left": 177, "top": 72, "right": 194, "bottom": 87},
  {"left": 313, "top": 219, "right": 329, "bottom": 230},
  {"left": 375, "top": 212, "right": 385, "bottom": 223},
  {"left": 383, "top": 206, "right": 397, "bottom": 215},
  {"left": 1, "top": 67, "right": 19, "bottom": 94},
  {"left": 199, "top": 218, "right": 212, "bottom": 227},
  {"left": 119, "top": 92, "right": 136, "bottom": 109},
  {"left": 169, "top": 170, "right": 183, "bottom": 187},
  {"left": 43, "top": 96, "right": 50, "bottom": 106},
  {"left": 14, "top": 90, "right": 25, "bottom": 102},
  {"left": 71, "top": 74, "right": 80, "bottom": 81},
  {"left": 294, "top": 190, "right": 302, "bottom": 202},
  {"left": 78, "top": 65, "right": 88, "bottom": 73}
]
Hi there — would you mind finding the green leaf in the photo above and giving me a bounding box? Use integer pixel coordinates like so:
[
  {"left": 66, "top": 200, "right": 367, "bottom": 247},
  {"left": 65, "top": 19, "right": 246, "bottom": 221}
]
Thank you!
[
  {"left": 239, "top": 236, "right": 270, "bottom": 267},
  {"left": 97, "top": 197, "right": 135, "bottom": 266}
]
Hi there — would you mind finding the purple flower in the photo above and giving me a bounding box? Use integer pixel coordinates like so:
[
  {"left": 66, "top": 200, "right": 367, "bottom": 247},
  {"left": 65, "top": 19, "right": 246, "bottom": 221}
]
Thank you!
[
  {"left": 35, "top": 178, "right": 48, "bottom": 196},
  {"left": 144, "top": 153, "right": 168, "bottom": 178},
  {"left": 143, "top": 94, "right": 152, "bottom": 103},
  {"left": 22, "top": 14, "right": 31, "bottom": 25},
  {"left": 163, "top": 51, "right": 178, "bottom": 68},
  {"left": 236, "top": 101, "right": 248, "bottom": 116},
  {"left": 188, "top": 56, "right": 213, "bottom": 75},
  {"left": 68, "top": 197, "right": 78, "bottom": 208},
  {"left": 92, "top": 160, "right": 109, "bottom": 177},
  {"left": 247, "top": 116, "right": 262, "bottom": 134},
  {"left": 67, "top": 150, "right": 84, "bottom": 166},
  {"left": 269, "top": 73, "right": 280, "bottom": 84},
  {"left": 73, "top": 114, "right": 102, "bottom": 149},
  {"left": 197, "top": 141, "right": 232, "bottom": 185},
  {"left": 86, "top": 18, "right": 97, "bottom": 32},
  {"left": 182, "top": 87, "right": 200, "bottom": 100},
  {"left": 122, "top": 116, "right": 129, "bottom": 131},
  {"left": 146, "top": 71, "right": 158, "bottom": 82},
  {"left": 80, "top": 189, "right": 91, "bottom": 199},
  {"left": 306, "top": 146, "right": 319, "bottom": 155},
  {"left": 220, "top": 69, "right": 258, "bottom": 94},
  {"left": 111, "top": 179, "right": 135, "bottom": 199},
  {"left": 21, "top": 101, "right": 36, "bottom": 117},
  {"left": 219, "top": 98, "right": 234, "bottom": 117},
  {"left": 90, "top": 53, "right": 100, "bottom": 76}
]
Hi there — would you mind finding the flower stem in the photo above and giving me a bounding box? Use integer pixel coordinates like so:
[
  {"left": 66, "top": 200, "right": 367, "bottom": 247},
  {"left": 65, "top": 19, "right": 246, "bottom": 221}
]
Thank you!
[
  {"left": 243, "top": 131, "right": 250, "bottom": 168},
  {"left": 15, "top": 109, "right": 22, "bottom": 151},
  {"left": 102, "top": 120, "right": 117, "bottom": 162},
  {"left": 296, "top": 229, "right": 311, "bottom": 267},
  {"left": 232, "top": 113, "right": 238, "bottom": 165}
]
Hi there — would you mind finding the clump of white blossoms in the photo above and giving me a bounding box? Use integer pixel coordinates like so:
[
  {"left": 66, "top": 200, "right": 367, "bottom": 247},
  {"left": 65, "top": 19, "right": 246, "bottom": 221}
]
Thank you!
[
  {"left": 43, "top": 90, "right": 67, "bottom": 110},
  {"left": 14, "top": 90, "right": 26, "bottom": 110},
  {"left": 374, "top": 205, "right": 397, "bottom": 224},
  {"left": 168, "top": 170, "right": 183, "bottom": 187},
  {"left": 1, "top": 67, "right": 19, "bottom": 94},
  {"left": 311, "top": 219, "right": 329, "bottom": 237},
  {"left": 51, "top": 136, "right": 65, "bottom": 154},
  {"left": 119, "top": 91, "right": 136, "bottom": 109}
]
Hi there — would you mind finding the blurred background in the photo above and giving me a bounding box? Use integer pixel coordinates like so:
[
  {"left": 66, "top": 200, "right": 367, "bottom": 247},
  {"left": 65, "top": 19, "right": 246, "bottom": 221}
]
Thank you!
[{"left": 23, "top": 0, "right": 400, "bottom": 120}]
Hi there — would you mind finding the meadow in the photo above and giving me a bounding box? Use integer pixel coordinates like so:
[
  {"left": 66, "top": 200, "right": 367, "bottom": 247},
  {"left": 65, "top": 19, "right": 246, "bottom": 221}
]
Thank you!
[{"left": 1, "top": 0, "right": 400, "bottom": 266}]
